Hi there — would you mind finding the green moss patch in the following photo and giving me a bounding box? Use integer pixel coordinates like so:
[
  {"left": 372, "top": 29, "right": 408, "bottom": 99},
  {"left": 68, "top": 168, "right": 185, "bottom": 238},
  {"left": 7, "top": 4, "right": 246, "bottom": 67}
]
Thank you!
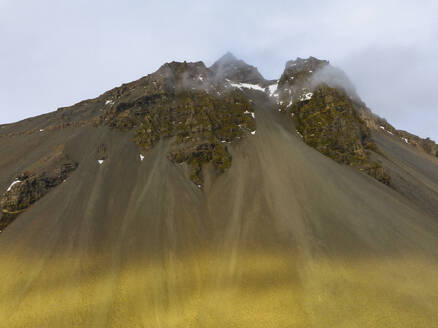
[{"left": 103, "top": 88, "right": 255, "bottom": 186}]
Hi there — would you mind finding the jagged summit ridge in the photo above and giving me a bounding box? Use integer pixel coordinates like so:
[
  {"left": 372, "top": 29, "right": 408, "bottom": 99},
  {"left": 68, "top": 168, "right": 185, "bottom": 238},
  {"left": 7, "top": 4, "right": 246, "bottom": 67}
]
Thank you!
[
  {"left": 213, "top": 52, "right": 238, "bottom": 64},
  {"left": 285, "top": 56, "right": 329, "bottom": 71},
  {"left": 210, "top": 52, "right": 268, "bottom": 85}
]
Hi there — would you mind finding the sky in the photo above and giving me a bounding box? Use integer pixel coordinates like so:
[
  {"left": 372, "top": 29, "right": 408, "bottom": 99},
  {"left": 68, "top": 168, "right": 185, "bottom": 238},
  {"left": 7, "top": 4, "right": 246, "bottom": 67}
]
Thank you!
[{"left": 1, "top": 0, "right": 437, "bottom": 141}]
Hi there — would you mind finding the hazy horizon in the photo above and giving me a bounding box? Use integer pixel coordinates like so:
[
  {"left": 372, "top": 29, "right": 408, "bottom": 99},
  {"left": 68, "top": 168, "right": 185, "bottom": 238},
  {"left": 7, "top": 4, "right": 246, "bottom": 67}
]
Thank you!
[{"left": 1, "top": 0, "right": 437, "bottom": 141}]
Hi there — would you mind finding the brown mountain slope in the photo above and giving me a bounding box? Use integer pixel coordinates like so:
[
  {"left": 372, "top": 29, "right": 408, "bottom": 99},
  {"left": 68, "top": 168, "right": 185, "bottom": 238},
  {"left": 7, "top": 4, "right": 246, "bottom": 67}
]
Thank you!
[{"left": 0, "top": 57, "right": 438, "bottom": 327}]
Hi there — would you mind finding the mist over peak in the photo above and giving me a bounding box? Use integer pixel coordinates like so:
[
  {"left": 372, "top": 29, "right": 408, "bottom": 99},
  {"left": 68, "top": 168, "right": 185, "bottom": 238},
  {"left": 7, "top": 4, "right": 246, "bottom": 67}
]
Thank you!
[
  {"left": 215, "top": 52, "right": 239, "bottom": 64},
  {"left": 310, "top": 65, "right": 360, "bottom": 100},
  {"left": 210, "top": 52, "right": 267, "bottom": 85}
]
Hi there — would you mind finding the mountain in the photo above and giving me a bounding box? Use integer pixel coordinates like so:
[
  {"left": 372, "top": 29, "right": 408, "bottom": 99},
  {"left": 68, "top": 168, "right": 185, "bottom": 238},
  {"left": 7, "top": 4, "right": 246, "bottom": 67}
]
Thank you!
[
  {"left": 210, "top": 52, "right": 269, "bottom": 85},
  {"left": 1, "top": 54, "right": 438, "bottom": 327}
]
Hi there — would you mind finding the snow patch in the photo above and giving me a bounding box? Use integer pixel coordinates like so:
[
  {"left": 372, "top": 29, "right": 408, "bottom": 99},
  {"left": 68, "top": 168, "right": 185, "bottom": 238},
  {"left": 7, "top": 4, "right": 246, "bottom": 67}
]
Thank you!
[
  {"left": 7, "top": 180, "right": 21, "bottom": 192},
  {"left": 98, "top": 160, "right": 104, "bottom": 165},
  {"left": 139, "top": 154, "right": 145, "bottom": 161},
  {"left": 105, "top": 100, "right": 114, "bottom": 105},
  {"left": 227, "top": 80, "right": 265, "bottom": 92},
  {"left": 402, "top": 137, "right": 409, "bottom": 144},
  {"left": 380, "top": 126, "right": 394, "bottom": 135},
  {"left": 39, "top": 129, "right": 44, "bottom": 132},
  {"left": 244, "top": 110, "right": 255, "bottom": 118},
  {"left": 299, "top": 92, "right": 313, "bottom": 101},
  {"left": 267, "top": 83, "right": 278, "bottom": 97},
  {"left": 251, "top": 131, "right": 256, "bottom": 135}
]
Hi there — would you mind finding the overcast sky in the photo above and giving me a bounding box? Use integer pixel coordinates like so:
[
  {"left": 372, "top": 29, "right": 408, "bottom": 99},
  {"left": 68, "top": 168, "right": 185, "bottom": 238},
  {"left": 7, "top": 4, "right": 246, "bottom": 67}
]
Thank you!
[{"left": 1, "top": 0, "right": 437, "bottom": 140}]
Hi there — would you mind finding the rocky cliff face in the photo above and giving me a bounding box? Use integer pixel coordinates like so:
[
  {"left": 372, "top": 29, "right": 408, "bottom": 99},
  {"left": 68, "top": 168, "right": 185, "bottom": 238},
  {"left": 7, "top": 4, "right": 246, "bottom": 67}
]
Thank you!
[
  {"left": 278, "top": 56, "right": 330, "bottom": 106},
  {"left": 0, "top": 145, "right": 77, "bottom": 229},
  {"left": 288, "top": 85, "right": 390, "bottom": 185},
  {"left": 275, "top": 57, "right": 390, "bottom": 184},
  {"left": 210, "top": 52, "right": 268, "bottom": 85},
  {"left": 100, "top": 61, "right": 256, "bottom": 186}
]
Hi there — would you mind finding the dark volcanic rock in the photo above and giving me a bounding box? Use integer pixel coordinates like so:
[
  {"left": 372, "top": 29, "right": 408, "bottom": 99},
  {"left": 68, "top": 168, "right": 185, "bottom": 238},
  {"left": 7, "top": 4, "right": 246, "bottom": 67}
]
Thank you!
[
  {"left": 290, "top": 85, "right": 371, "bottom": 165},
  {"left": 210, "top": 52, "right": 267, "bottom": 85},
  {"left": 273, "top": 57, "right": 391, "bottom": 185},
  {"left": 277, "top": 57, "right": 330, "bottom": 107},
  {"left": 100, "top": 61, "right": 256, "bottom": 186},
  {"left": 1, "top": 145, "right": 77, "bottom": 215},
  {"left": 289, "top": 85, "right": 390, "bottom": 185}
]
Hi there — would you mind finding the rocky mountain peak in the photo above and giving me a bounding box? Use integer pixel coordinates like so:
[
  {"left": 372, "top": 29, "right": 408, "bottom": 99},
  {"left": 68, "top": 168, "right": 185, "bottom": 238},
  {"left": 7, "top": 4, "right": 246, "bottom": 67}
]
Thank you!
[
  {"left": 214, "top": 52, "right": 238, "bottom": 64},
  {"left": 210, "top": 52, "right": 267, "bottom": 85},
  {"left": 154, "top": 60, "right": 213, "bottom": 91},
  {"left": 157, "top": 61, "right": 210, "bottom": 79},
  {"left": 284, "top": 56, "right": 329, "bottom": 73}
]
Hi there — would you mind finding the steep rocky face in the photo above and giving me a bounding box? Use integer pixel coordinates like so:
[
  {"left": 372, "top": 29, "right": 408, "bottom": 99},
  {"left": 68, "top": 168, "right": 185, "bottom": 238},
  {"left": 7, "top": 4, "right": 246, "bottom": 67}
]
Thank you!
[
  {"left": 289, "top": 85, "right": 390, "bottom": 184},
  {"left": 276, "top": 57, "right": 391, "bottom": 185},
  {"left": 210, "top": 52, "right": 268, "bottom": 85},
  {"left": 277, "top": 57, "right": 329, "bottom": 107},
  {"left": 100, "top": 61, "right": 256, "bottom": 186},
  {"left": 0, "top": 145, "right": 77, "bottom": 228},
  {"left": 290, "top": 86, "right": 372, "bottom": 164}
]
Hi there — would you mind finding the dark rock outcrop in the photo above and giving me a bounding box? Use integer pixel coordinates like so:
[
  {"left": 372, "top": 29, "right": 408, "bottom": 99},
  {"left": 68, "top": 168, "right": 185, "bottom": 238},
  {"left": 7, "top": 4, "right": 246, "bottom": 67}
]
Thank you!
[
  {"left": 289, "top": 85, "right": 390, "bottom": 184},
  {"left": 277, "top": 57, "right": 329, "bottom": 107},
  {"left": 101, "top": 61, "right": 256, "bottom": 185},
  {"left": 1, "top": 145, "right": 77, "bottom": 215},
  {"left": 290, "top": 85, "right": 373, "bottom": 165},
  {"left": 210, "top": 52, "right": 267, "bottom": 85},
  {"left": 276, "top": 57, "right": 391, "bottom": 185}
]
